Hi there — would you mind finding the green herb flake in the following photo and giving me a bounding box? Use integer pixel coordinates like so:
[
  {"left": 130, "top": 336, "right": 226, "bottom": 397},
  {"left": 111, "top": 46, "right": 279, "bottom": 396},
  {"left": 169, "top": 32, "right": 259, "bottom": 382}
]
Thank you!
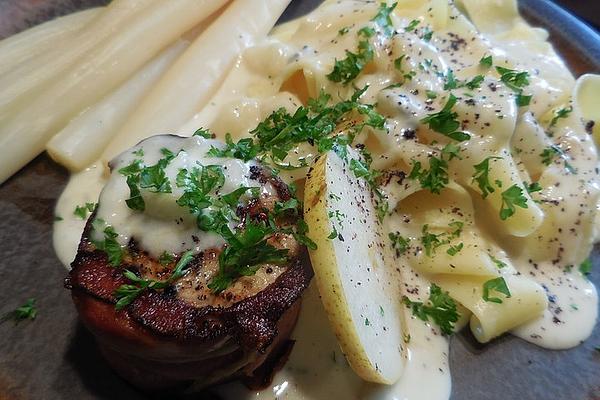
[
  {"left": 409, "top": 156, "right": 449, "bottom": 194},
  {"left": 516, "top": 93, "right": 532, "bottom": 107},
  {"left": 472, "top": 156, "right": 502, "bottom": 198},
  {"left": 420, "top": 94, "right": 470, "bottom": 142},
  {"left": 446, "top": 243, "right": 463, "bottom": 256},
  {"left": 482, "top": 277, "right": 511, "bottom": 303},
  {"left": 1, "top": 298, "right": 37, "bottom": 324},
  {"left": 579, "top": 258, "right": 592, "bottom": 276},
  {"left": 479, "top": 55, "right": 493, "bottom": 68},
  {"left": 540, "top": 145, "right": 577, "bottom": 174},
  {"left": 499, "top": 184, "right": 528, "bottom": 220},
  {"left": 338, "top": 26, "right": 350, "bottom": 36},
  {"left": 389, "top": 232, "right": 410, "bottom": 256},
  {"left": 114, "top": 251, "right": 195, "bottom": 310},
  {"left": 495, "top": 66, "right": 529, "bottom": 91},
  {"left": 404, "top": 19, "right": 420, "bottom": 32},
  {"left": 193, "top": 127, "right": 213, "bottom": 139},
  {"left": 91, "top": 220, "right": 124, "bottom": 267},
  {"left": 158, "top": 251, "right": 174, "bottom": 266},
  {"left": 489, "top": 254, "right": 507, "bottom": 269},
  {"left": 464, "top": 75, "right": 484, "bottom": 90},
  {"left": 74, "top": 202, "right": 96, "bottom": 220},
  {"left": 549, "top": 106, "right": 573, "bottom": 127},
  {"left": 402, "top": 284, "right": 459, "bottom": 335},
  {"left": 526, "top": 181, "right": 542, "bottom": 194},
  {"left": 371, "top": 2, "right": 398, "bottom": 37}
]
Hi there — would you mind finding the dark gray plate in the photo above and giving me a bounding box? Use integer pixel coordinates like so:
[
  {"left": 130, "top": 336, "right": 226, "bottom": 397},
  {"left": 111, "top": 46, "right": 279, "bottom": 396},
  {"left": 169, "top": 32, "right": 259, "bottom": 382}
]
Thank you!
[{"left": 0, "top": 1, "right": 599, "bottom": 399}]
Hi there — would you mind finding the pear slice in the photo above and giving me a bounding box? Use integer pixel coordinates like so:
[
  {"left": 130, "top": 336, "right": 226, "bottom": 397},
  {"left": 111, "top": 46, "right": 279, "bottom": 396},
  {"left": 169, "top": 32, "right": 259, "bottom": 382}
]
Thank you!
[{"left": 304, "top": 148, "right": 405, "bottom": 384}]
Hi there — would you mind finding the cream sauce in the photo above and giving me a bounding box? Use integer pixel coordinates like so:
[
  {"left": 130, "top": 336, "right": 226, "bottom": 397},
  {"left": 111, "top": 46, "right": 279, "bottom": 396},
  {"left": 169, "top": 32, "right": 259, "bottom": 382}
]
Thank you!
[{"left": 53, "top": 0, "right": 599, "bottom": 399}]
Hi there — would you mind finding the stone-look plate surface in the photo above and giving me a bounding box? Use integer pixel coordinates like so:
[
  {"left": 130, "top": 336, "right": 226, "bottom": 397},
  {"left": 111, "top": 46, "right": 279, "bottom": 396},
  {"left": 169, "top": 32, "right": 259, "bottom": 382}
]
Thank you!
[{"left": 0, "top": 1, "right": 599, "bottom": 399}]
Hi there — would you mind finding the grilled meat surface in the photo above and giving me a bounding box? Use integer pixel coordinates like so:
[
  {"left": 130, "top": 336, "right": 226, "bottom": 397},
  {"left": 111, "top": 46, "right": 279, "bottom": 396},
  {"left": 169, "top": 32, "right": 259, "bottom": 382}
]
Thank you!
[{"left": 66, "top": 164, "right": 312, "bottom": 392}]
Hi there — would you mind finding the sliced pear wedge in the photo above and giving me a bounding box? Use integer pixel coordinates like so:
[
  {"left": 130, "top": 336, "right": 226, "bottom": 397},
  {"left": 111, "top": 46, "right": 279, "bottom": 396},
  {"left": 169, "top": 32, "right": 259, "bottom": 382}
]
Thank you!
[{"left": 304, "top": 148, "right": 405, "bottom": 384}]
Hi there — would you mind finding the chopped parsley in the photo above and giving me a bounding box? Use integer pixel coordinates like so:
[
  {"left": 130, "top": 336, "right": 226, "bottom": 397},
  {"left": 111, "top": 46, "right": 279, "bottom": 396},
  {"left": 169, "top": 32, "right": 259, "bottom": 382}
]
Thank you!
[
  {"left": 158, "top": 251, "right": 174, "bottom": 266},
  {"left": 209, "top": 221, "right": 290, "bottom": 293},
  {"left": 118, "top": 148, "right": 179, "bottom": 211},
  {"left": 495, "top": 66, "right": 529, "bottom": 91},
  {"left": 422, "top": 27, "right": 433, "bottom": 42},
  {"left": 74, "top": 202, "right": 96, "bottom": 219},
  {"left": 371, "top": 2, "right": 397, "bottom": 37},
  {"left": 1, "top": 298, "right": 37, "bottom": 324},
  {"left": 540, "top": 145, "right": 576, "bottom": 174},
  {"left": 114, "top": 251, "right": 195, "bottom": 309},
  {"left": 402, "top": 283, "right": 459, "bottom": 335},
  {"left": 349, "top": 156, "right": 389, "bottom": 222},
  {"left": 526, "top": 181, "right": 542, "bottom": 194},
  {"left": 327, "top": 26, "right": 374, "bottom": 84},
  {"left": 338, "top": 26, "right": 350, "bottom": 36},
  {"left": 193, "top": 127, "right": 213, "bottom": 138},
  {"left": 579, "top": 258, "right": 592, "bottom": 276},
  {"left": 489, "top": 254, "right": 507, "bottom": 269},
  {"left": 499, "top": 184, "right": 528, "bottom": 220},
  {"left": 446, "top": 243, "right": 463, "bottom": 256},
  {"left": 482, "top": 277, "right": 511, "bottom": 303},
  {"left": 389, "top": 232, "right": 410, "bottom": 256},
  {"left": 420, "top": 94, "right": 470, "bottom": 142},
  {"left": 409, "top": 156, "right": 449, "bottom": 194},
  {"left": 91, "top": 219, "right": 123, "bottom": 267},
  {"left": 479, "top": 55, "right": 493, "bottom": 68},
  {"left": 495, "top": 66, "right": 532, "bottom": 106},
  {"left": 420, "top": 222, "right": 463, "bottom": 256},
  {"left": 549, "top": 106, "right": 573, "bottom": 127},
  {"left": 404, "top": 19, "right": 420, "bottom": 32},
  {"left": 472, "top": 156, "right": 502, "bottom": 198}
]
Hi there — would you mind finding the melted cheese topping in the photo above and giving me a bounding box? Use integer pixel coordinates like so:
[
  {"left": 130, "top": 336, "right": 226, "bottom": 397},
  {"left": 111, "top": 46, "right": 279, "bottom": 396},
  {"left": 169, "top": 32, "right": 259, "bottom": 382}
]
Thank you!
[{"left": 53, "top": 1, "right": 599, "bottom": 399}]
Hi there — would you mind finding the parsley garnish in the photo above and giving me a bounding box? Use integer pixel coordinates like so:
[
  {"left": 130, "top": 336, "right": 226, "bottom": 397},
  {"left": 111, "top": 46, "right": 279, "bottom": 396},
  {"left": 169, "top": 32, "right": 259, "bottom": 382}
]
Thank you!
[
  {"left": 74, "top": 202, "right": 96, "bottom": 219},
  {"left": 389, "top": 232, "right": 410, "bottom": 256},
  {"left": 158, "top": 251, "right": 174, "bottom": 266},
  {"left": 409, "top": 156, "right": 449, "bottom": 194},
  {"left": 549, "top": 106, "right": 573, "bottom": 127},
  {"left": 193, "top": 127, "right": 213, "bottom": 139},
  {"left": 540, "top": 145, "right": 576, "bottom": 174},
  {"left": 420, "top": 222, "right": 463, "bottom": 256},
  {"left": 479, "top": 55, "right": 493, "bottom": 68},
  {"left": 446, "top": 243, "right": 463, "bottom": 256},
  {"left": 402, "top": 283, "right": 459, "bottom": 335},
  {"left": 338, "top": 26, "right": 350, "bottom": 36},
  {"left": 132, "top": 148, "right": 144, "bottom": 157},
  {"left": 420, "top": 94, "right": 470, "bottom": 141},
  {"left": 579, "top": 258, "right": 592, "bottom": 276},
  {"left": 472, "top": 156, "right": 502, "bottom": 198},
  {"left": 348, "top": 156, "right": 389, "bottom": 222},
  {"left": 1, "top": 298, "right": 37, "bottom": 324},
  {"left": 91, "top": 220, "right": 123, "bottom": 266},
  {"left": 499, "top": 184, "right": 528, "bottom": 220},
  {"left": 114, "top": 251, "right": 195, "bottom": 309},
  {"left": 371, "top": 2, "right": 397, "bottom": 37},
  {"left": 489, "top": 254, "right": 507, "bottom": 269},
  {"left": 327, "top": 27, "right": 374, "bottom": 84},
  {"left": 422, "top": 27, "right": 433, "bottom": 41},
  {"left": 404, "top": 19, "right": 420, "bottom": 32},
  {"left": 464, "top": 75, "right": 484, "bottom": 90},
  {"left": 495, "top": 66, "right": 529, "bottom": 91},
  {"left": 526, "top": 181, "right": 542, "bottom": 194},
  {"left": 482, "top": 277, "right": 511, "bottom": 303},
  {"left": 516, "top": 93, "right": 532, "bottom": 107},
  {"left": 209, "top": 221, "right": 290, "bottom": 293}
]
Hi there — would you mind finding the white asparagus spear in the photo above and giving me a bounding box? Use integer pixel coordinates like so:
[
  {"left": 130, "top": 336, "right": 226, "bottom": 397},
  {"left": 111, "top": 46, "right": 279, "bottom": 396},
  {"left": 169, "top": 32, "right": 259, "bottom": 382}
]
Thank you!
[
  {"left": 100, "top": 0, "right": 292, "bottom": 164},
  {"left": 0, "top": 0, "right": 155, "bottom": 116},
  {"left": 46, "top": 40, "right": 190, "bottom": 172},
  {"left": 0, "top": 7, "right": 101, "bottom": 77},
  {"left": 0, "top": 0, "right": 229, "bottom": 184}
]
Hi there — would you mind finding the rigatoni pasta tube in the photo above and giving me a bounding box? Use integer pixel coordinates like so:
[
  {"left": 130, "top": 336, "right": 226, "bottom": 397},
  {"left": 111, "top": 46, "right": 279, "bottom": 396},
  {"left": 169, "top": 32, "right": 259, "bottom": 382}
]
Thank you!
[
  {"left": 0, "top": 0, "right": 229, "bottom": 184},
  {"left": 46, "top": 40, "right": 189, "bottom": 172},
  {"left": 433, "top": 274, "right": 547, "bottom": 343},
  {"left": 100, "top": 0, "right": 292, "bottom": 164}
]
